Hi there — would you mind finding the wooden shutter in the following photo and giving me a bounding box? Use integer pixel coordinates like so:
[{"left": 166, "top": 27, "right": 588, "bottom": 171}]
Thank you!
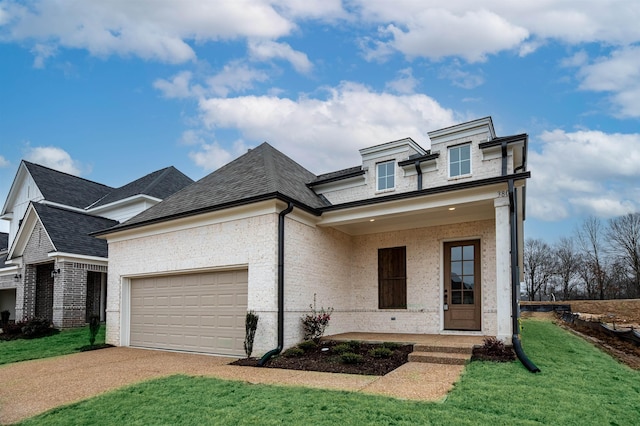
[{"left": 378, "top": 246, "right": 407, "bottom": 309}]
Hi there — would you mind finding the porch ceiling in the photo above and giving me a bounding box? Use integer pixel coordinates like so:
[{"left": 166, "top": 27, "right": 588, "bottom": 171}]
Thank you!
[{"left": 318, "top": 187, "right": 500, "bottom": 236}]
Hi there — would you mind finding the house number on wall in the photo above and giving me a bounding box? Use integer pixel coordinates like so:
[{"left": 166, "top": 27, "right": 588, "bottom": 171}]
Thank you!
[{"left": 497, "top": 190, "right": 508, "bottom": 198}]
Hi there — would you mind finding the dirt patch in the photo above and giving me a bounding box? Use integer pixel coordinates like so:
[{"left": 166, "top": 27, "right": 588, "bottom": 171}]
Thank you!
[
  {"left": 231, "top": 341, "right": 412, "bottom": 375},
  {"left": 522, "top": 299, "right": 640, "bottom": 327},
  {"left": 471, "top": 338, "right": 516, "bottom": 362}
]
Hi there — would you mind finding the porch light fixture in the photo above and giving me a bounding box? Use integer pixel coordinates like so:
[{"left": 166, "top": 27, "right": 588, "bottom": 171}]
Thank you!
[
  {"left": 51, "top": 268, "right": 61, "bottom": 277},
  {"left": 13, "top": 273, "right": 22, "bottom": 282}
]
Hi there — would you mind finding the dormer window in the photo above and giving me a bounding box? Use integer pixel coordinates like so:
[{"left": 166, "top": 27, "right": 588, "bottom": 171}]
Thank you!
[
  {"left": 377, "top": 161, "right": 395, "bottom": 191},
  {"left": 449, "top": 144, "right": 471, "bottom": 178}
]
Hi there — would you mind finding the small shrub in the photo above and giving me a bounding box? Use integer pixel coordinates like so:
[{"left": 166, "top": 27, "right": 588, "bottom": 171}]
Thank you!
[
  {"left": 244, "top": 311, "right": 259, "bottom": 358},
  {"left": 301, "top": 294, "right": 334, "bottom": 343},
  {"left": 283, "top": 347, "right": 304, "bottom": 358},
  {"left": 369, "top": 347, "right": 393, "bottom": 358},
  {"left": 348, "top": 340, "right": 362, "bottom": 350},
  {"left": 88, "top": 315, "right": 101, "bottom": 347},
  {"left": 1, "top": 322, "right": 23, "bottom": 338},
  {"left": 21, "top": 317, "right": 56, "bottom": 339},
  {"left": 382, "top": 342, "right": 400, "bottom": 350},
  {"left": 340, "top": 352, "right": 363, "bottom": 364},
  {"left": 332, "top": 343, "right": 351, "bottom": 354},
  {"left": 298, "top": 340, "right": 317, "bottom": 351},
  {"left": 482, "top": 337, "right": 512, "bottom": 357}
]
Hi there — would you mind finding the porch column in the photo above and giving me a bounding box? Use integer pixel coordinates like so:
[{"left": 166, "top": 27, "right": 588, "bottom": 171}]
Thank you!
[{"left": 494, "top": 196, "right": 512, "bottom": 343}]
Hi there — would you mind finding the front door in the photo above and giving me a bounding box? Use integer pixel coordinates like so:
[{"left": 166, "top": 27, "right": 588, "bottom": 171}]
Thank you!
[{"left": 444, "top": 240, "right": 481, "bottom": 330}]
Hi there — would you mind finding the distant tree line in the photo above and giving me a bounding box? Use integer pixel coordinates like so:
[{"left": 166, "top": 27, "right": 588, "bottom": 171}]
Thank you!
[{"left": 524, "top": 213, "right": 640, "bottom": 301}]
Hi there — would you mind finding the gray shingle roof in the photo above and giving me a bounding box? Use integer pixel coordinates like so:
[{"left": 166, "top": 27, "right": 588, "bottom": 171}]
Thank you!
[
  {"left": 90, "top": 166, "right": 194, "bottom": 208},
  {"left": 309, "top": 166, "right": 364, "bottom": 187},
  {"left": 24, "top": 161, "right": 113, "bottom": 209},
  {"left": 33, "top": 203, "right": 118, "bottom": 258},
  {"left": 109, "top": 143, "right": 330, "bottom": 230}
]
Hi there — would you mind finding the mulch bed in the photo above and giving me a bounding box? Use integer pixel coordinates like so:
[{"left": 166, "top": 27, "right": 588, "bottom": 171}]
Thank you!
[
  {"left": 471, "top": 345, "right": 516, "bottom": 362},
  {"left": 231, "top": 341, "right": 413, "bottom": 375}
]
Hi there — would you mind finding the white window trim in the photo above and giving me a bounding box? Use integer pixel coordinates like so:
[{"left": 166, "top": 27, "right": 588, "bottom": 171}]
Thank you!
[
  {"left": 376, "top": 160, "right": 396, "bottom": 192},
  {"left": 448, "top": 143, "right": 472, "bottom": 179}
]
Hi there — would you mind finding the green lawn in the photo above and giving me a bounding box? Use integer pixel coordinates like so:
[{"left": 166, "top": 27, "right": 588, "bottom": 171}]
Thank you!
[
  {"left": 17, "top": 320, "right": 640, "bottom": 425},
  {"left": 0, "top": 325, "right": 105, "bottom": 365}
]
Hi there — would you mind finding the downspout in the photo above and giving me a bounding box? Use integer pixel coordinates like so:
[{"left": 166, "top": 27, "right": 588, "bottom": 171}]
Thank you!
[
  {"left": 414, "top": 160, "right": 423, "bottom": 190},
  {"left": 258, "top": 201, "right": 294, "bottom": 366},
  {"left": 509, "top": 179, "right": 541, "bottom": 373},
  {"left": 501, "top": 141, "right": 508, "bottom": 176}
]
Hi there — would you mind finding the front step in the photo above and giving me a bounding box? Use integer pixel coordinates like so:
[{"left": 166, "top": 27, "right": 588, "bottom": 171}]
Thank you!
[
  {"left": 413, "top": 344, "right": 474, "bottom": 355},
  {"left": 408, "top": 351, "right": 471, "bottom": 365}
]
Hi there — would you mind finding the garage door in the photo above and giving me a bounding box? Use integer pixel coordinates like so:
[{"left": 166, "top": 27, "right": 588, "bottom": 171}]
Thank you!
[{"left": 130, "top": 270, "right": 248, "bottom": 356}]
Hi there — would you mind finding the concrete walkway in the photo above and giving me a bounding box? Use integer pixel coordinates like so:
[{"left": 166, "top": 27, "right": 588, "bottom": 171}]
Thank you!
[{"left": 0, "top": 347, "right": 468, "bottom": 424}]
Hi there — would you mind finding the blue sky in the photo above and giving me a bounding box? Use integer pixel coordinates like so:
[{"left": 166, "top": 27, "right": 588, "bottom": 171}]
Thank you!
[{"left": 1, "top": 1, "right": 639, "bottom": 242}]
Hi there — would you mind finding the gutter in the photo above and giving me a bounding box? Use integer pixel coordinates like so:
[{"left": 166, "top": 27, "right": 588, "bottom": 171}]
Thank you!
[
  {"left": 414, "top": 160, "right": 423, "bottom": 190},
  {"left": 258, "top": 201, "right": 294, "bottom": 366},
  {"left": 508, "top": 179, "right": 540, "bottom": 373}
]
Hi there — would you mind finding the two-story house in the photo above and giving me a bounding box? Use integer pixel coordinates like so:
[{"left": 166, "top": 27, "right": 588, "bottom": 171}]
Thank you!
[
  {"left": 0, "top": 162, "right": 193, "bottom": 327},
  {"left": 96, "top": 116, "right": 529, "bottom": 358}
]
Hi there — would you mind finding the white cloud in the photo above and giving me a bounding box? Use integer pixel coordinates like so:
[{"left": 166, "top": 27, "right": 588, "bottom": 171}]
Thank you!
[
  {"left": 153, "top": 71, "right": 197, "bottom": 99},
  {"left": 353, "top": 1, "right": 640, "bottom": 62},
  {"left": 206, "top": 62, "right": 269, "bottom": 97},
  {"left": 0, "top": 155, "right": 10, "bottom": 168},
  {"left": 189, "top": 140, "right": 248, "bottom": 171},
  {"left": 248, "top": 40, "right": 312, "bottom": 73},
  {"left": 1, "top": 0, "right": 297, "bottom": 64},
  {"left": 438, "top": 61, "right": 484, "bottom": 89},
  {"left": 24, "top": 146, "right": 83, "bottom": 175},
  {"left": 576, "top": 46, "right": 640, "bottom": 117},
  {"left": 385, "top": 68, "right": 419, "bottom": 94},
  {"left": 195, "top": 82, "right": 456, "bottom": 173},
  {"left": 528, "top": 129, "right": 640, "bottom": 221}
]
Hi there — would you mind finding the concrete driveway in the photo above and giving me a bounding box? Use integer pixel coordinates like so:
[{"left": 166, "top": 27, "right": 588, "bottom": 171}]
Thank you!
[{"left": 0, "top": 347, "right": 464, "bottom": 424}]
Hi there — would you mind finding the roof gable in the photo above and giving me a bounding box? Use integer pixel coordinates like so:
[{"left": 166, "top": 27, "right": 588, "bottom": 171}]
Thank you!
[
  {"left": 23, "top": 161, "right": 113, "bottom": 209},
  {"left": 89, "top": 166, "right": 194, "bottom": 208},
  {"left": 32, "top": 203, "right": 117, "bottom": 258},
  {"left": 106, "top": 143, "right": 329, "bottom": 230}
]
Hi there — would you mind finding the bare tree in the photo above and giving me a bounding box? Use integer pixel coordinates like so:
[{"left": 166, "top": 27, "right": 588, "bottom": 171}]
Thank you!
[
  {"left": 607, "top": 212, "right": 640, "bottom": 298},
  {"left": 553, "top": 237, "right": 581, "bottom": 300},
  {"left": 576, "top": 217, "right": 609, "bottom": 300},
  {"left": 524, "top": 238, "right": 556, "bottom": 301}
]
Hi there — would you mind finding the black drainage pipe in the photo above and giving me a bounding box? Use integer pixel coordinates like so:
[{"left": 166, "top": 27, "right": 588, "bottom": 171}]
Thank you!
[
  {"left": 259, "top": 201, "right": 294, "bottom": 366},
  {"left": 509, "top": 179, "right": 540, "bottom": 373}
]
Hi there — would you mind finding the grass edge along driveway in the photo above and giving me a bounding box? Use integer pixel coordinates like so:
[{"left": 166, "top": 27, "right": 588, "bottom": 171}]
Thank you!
[
  {"left": 0, "top": 326, "right": 106, "bottom": 365},
  {"left": 18, "top": 319, "right": 640, "bottom": 425}
]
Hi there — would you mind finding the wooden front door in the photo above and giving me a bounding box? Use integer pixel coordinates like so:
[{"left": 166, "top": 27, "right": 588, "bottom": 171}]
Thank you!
[{"left": 444, "top": 240, "right": 481, "bottom": 330}]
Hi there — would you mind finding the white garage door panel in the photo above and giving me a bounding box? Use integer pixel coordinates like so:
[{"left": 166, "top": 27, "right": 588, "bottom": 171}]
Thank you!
[{"left": 130, "top": 270, "right": 248, "bottom": 356}]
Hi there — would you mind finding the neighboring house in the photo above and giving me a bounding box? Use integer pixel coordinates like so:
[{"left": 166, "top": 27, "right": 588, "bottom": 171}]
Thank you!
[
  {"left": 97, "top": 116, "right": 530, "bottom": 358},
  {"left": 0, "top": 162, "right": 193, "bottom": 327}
]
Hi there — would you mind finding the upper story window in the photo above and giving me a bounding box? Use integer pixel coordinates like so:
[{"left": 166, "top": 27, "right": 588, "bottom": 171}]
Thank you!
[
  {"left": 449, "top": 144, "right": 471, "bottom": 177},
  {"left": 377, "top": 161, "right": 395, "bottom": 191}
]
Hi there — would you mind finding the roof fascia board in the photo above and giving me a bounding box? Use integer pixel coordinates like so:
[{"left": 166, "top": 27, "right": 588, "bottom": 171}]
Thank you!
[
  {"left": 87, "top": 194, "right": 162, "bottom": 214},
  {"left": 359, "top": 138, "right": 427, "bottom": 161},
  {"left": 308, "top": 169, "right": 365, "bottom": 187},
  {"left": 97, "top": 199, "right": 283, "bottom": 243},
  {"left": 318, "top": 184, "right": 501, "bottom": 227},
  {"left": 93, "top": 193, "right": 322, "bottom": 238},
  {"left": 479, "top": 134, "right": 527, "bottom": 149},
  {"left": 428, "top": 117, "right": 496, "bottom": 144},
  {"left": 0, "top": 265, "right": 20, "bottom": 276},
  {"left": 48, "top": 252, "right": 108, "bottom": 265},
  {"left": 1, "top": 162, "right": 34, "bottom": 215},
  {"left": 8, "top": 203, "right": 56, "bottom": 259},
  {"left": 321, "top": 172, "right": 530, "bottom": 213},
  {"left": 39, "top": 200, "right": 88, "bottom": 214},
  {"left": 310, "top": 174, "right": 366, "bottom": 194}
]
